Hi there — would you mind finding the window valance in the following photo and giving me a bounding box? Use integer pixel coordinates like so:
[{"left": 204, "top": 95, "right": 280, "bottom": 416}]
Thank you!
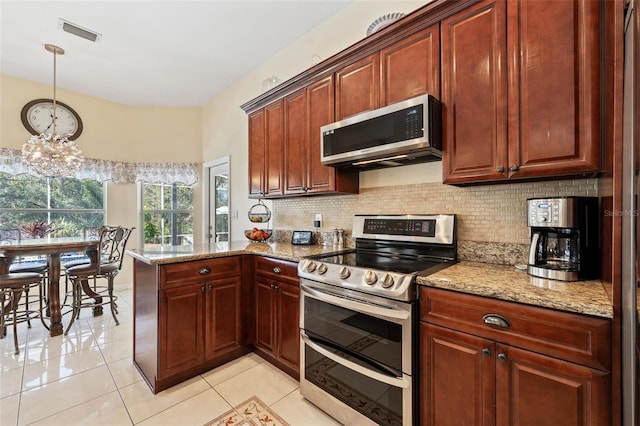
[{"left": 0, "top": 148, "right": 199, "bottom": 185}]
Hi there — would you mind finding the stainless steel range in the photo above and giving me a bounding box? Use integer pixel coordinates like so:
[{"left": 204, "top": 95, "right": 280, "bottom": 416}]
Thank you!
[{"left": 298, "top": 214, "right": 456, "bottom": 426}]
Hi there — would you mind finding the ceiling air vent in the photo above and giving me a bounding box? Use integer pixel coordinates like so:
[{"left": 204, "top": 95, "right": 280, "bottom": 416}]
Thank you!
[{"left": 58, "top": 18, "right": 101, "bottom": 42}]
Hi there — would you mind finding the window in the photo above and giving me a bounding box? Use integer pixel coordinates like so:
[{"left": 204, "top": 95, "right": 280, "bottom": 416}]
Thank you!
[
  {"left": 0, "top": 173, "right": 105, "bottom": 236},
  {"left": 141, "top": 183, "right": 194, "bottom": 247}
]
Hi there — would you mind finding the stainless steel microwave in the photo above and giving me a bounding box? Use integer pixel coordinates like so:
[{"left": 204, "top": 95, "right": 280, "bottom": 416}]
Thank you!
[{"left": 320, "top": 93, "right": 441, "bottom": 169}]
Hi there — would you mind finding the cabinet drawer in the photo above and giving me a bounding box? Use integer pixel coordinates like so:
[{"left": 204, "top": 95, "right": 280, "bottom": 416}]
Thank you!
[
  {"left": 254, "top": 256, "right": 298, "bottom": 284},
  {"left": 419, "top": 287, "right": 611, "bottom": 370},
  {"left": 160, "top": 257, "right": 242, "bottom": 289}
]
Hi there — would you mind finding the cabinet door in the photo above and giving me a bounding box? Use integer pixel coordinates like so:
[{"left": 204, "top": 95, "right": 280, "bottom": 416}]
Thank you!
[
  {"left": 254, "top": 278, "right": 276, "bottom": 353},
  {"left": 495, "top": 344, "right": 611, "bottom": 426},
  {"left": 205, "top": 276, "right": 241, "bottom": 360},
  {"left": 381, "top": 24, "right": 441, "bottom": 105},
  {"left": 506, "top": 0, "right": 600, "bottom": 178},
  {"left": 248, "top": 110, "right": 265, "bottom": 198},
  {"left": 335, "top": 53, "right": 380, "bottom": 120},
  {"left": 265, "top": 100, "right": 284, "bottom": 197},
  {"left": 441, "top": 0, "right": 508, "bottom": 184},
  {"left": 276, "top": 281, "right": 300, "bottom": 373},
  {"left": 421, "top": 323, "right": 495, "bottom": 426},
  {"left": 283, "top": 89, "right": 308, "bottom": 195},
  {"left": 158, "top": 283, "right": 205, "bottom": 378},
  {"left": 307, "top": 75, "right": 338, "bottom": 194}
]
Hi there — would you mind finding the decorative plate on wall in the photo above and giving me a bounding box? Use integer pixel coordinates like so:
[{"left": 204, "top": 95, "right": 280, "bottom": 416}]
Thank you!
[{"left": 366, "top": 12, "right": 406, "bottom": 36}]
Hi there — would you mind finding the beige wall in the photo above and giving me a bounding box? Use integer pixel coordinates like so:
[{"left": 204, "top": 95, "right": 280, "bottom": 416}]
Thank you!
[
  {"left": 1, "top": 74, "right": 203, "bottom": 280},
  {"left": 202, "top": 1, "right": 429, "bottom": 241}
]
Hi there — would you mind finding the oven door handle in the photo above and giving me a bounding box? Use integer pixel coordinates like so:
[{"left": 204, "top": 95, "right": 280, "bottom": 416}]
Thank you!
[
  {"left": 300, "top": 283, "right": 410, "bottom": 321},
  {"left": 301, "top": 332, "right": 410, "bottom": 389}
]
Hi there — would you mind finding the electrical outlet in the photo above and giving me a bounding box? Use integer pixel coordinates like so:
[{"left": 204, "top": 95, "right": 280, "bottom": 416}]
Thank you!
[{"left": 314, "top": 213, "right": 322, "bottom": 228}]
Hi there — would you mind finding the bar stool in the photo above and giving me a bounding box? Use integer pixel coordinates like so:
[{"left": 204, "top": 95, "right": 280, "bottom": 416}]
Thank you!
[
  {"left": 64, "top": 226, "right": 134, "bottom": 335},
  {"left": 0, "top": 229, "right": 48, "bottom": 329},
  {"left": 0, "top": 272, "right": 44, "bottom": 355}
]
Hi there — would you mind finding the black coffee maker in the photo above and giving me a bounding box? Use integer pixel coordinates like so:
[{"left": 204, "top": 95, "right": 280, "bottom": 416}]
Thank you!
[{"left": 527, "top": 197, "right": 599, "bottom": 281}]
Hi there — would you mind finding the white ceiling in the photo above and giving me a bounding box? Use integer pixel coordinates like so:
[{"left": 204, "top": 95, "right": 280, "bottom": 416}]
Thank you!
[{"left": 0, "top": 0, "right": 352, "bottom": 107}]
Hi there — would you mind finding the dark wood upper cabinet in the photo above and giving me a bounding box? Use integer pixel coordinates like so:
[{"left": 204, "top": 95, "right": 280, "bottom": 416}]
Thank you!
[
  {"left": 248, "top": 110, "right": 266, "bottom": 198},
  {"left": 248, "top": 100, "right": 285, "bottom": 198},
  {"left": 441, "top": 0, "right": 509, "bottom": 184},
  {"left": 283, "top": 89, "right": 307, "bottom": 195},
  {"left": 245, "top": 0, "right": 604, "bottom": 192},
  {"left": 380, "top": 23, "right": 441, "bottom": 105},
  {"left": 335, "top": 53, "right": 380, "bottom": 120},
  {"left": 442, "top": 0, "right": 601, "bottom": 184},
  {"left": 264, "top": 101, "right": 284, "bottom": 197},
  {"left": 281, "top": 76, "right": 358, "bottom": 197},
  {"left": 506, "top": 0, "right": 600, "bottom": 178}
]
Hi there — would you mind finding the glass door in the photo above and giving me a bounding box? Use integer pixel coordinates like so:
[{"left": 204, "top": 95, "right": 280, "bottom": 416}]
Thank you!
[{"left": 207, "top": 158, "right": 230, "bottom": 243}]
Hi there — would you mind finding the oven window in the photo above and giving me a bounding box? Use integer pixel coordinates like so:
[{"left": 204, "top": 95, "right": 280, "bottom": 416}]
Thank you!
[
  {"left": 305, "top": 344, "right": 403, "bottom": 426},
  {"left": 303, "top": 297, "right": 403, "bottom": 373}
]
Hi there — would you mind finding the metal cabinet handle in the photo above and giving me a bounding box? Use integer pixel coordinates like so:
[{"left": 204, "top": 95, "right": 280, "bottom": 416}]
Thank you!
[
  {"left": 482, "top": 348, "right": 491, "bottom": 356},
  {"left": 497, "top": 353, "right": 508, "bottom": 362},
  {"left": 273, "top": 266, "right": 281, "bottom": 274},
  {"left": 270, "top": 283, "right": 279, "bottom": 290},
  {"left": 482, "top": 314, "right": 511, "bottom": 328},
  {"left": 208, "top": 284, "right": 213, "bottom": 290},
  {"left": 201, "top": 286, "right": 206, "bottom": 292},
  {"left": 496, "top": 166, "right": 505, "bottom": 173},
  {"left": 510, "top": 164, "right": 520, "bottom": 172},
  {"left": 199, "top": 267, "right": 211, "bottom": 275}
]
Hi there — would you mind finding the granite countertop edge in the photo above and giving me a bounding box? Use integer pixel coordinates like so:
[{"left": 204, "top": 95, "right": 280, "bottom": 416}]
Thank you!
[
  {"left": 127, "top": 244, "right": 613, "bottom": 319},
  {"left": 417, "top": 261, "right": 613, "bottom": 319}
]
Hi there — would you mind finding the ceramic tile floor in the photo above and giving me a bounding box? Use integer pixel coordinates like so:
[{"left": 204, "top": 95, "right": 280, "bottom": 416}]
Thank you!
[{"left": 0, "top": 284, "right": 341, "bottom": 426}]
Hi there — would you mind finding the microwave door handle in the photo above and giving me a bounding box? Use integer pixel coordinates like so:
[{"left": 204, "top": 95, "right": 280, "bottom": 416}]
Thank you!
[
  {"left": 528, "top": 232, "right": 540, "bottom": 265},
  {"left": 301, "top": 332, "right": 409, "bottom": 389},
  {"left": 300, "top": 283, "right": 410, "bottom": 321}
]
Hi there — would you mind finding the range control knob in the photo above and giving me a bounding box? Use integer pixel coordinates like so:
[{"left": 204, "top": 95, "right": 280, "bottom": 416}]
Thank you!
[
  {"left": 364, "top": 270, "right": 378, "bottom": 285},
  {"left": 339, "top": 267, "right": 351, "bottom": 280},
  {"left": 305, "top": 261, "right": 317, "bottom": 273},
  {"left": 317, "top": 263, "right": 328, "bottom": 275},
  {"left": 380, "top": 273, "right": 394, "bottom": 288}
]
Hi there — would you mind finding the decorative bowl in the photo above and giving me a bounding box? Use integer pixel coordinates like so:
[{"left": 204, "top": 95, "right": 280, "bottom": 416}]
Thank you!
[{"left": 245, "top": 228, "right": 273, "bottom": 242}]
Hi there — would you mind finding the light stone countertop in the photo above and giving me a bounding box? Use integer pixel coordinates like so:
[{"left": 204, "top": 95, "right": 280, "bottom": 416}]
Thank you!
[
  {"left": 127, "top": 244, "right": 613, "bottom": 319},
  {"left": 126, "top": 241, "right": 336, "bottom": 265},
  {"left": 416, "top": 261, "right": 613, "bottom": 319}
]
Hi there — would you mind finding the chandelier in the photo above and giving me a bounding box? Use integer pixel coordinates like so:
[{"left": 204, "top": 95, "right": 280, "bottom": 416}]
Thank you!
[{"left": 22, "top": 44, "right": 83, "bottom": 178}]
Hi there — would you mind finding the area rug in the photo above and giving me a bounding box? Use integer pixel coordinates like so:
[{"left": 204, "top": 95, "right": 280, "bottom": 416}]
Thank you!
[{"left": 204, "top": 396, "right": 290, "bottom": 426}]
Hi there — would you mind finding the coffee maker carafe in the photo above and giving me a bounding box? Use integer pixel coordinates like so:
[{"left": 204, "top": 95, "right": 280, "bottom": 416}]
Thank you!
[{"left": 527, "top": 197, "right": 599, "bottom": 281}]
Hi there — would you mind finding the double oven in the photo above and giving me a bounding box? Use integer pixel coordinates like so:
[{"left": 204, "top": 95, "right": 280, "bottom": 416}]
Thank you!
[{"left": 298, "top": 214, "right": 456, "bottom": 425}]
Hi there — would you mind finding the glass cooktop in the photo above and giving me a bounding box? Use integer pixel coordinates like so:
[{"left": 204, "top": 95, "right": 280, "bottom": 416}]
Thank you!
[{"left": 313, "top": 250, "right": 444, "bottom": 275}]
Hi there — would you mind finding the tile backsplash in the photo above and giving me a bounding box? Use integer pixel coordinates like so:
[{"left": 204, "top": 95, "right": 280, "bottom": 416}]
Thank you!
[{"left": 272, "top": 178, "right": 598, "bottom": 264}]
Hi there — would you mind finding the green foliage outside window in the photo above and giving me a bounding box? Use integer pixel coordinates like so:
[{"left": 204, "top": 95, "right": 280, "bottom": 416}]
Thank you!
[
  {"left": 0, "top": 172, "right": 104, "bottom": 237},
  {"left": 142, "top": 183, "right": 194, "bottom": 247}
]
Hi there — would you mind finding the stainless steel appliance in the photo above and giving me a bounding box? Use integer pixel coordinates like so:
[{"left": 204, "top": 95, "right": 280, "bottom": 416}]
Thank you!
[
  {"left": 320, "top": 94, "right": 441, "bottom": 170},
  {"left": 622, "top": 0, "right": 639, "bottom": 423},
  {"left": 298, "top": 214, "right": 456, "bottom": 425},
  {"left": 527, "top": 197, "right": 599, "bottom": 281}
]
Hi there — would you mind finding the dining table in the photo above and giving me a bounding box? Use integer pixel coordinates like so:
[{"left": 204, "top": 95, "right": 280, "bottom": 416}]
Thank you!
[{"left": 0, "top": 238, "right": 100, "bottom": 336}]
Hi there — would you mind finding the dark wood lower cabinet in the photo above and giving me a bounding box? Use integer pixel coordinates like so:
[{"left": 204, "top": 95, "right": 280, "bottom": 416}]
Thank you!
[
  {"left": 419, "top": 287, "right": 612, "bottom": 425},
  {"left": 253, "top": 256, "right": 300, "bottom": 379},
  {"left": 134, "top": 256, "right": 250, "bottom": 394}
]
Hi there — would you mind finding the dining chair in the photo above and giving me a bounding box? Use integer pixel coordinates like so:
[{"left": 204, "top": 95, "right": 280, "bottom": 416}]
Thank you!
[
  {"left": 0, "top": 272, "right": 45, "bottom": 354},
  {"left": 64, "top": 226, "right": 134, "bottom": 335},
  {"left": 0, "top": 229, "right": 48, "bottom": 329},
  {"left": 61, "top": 226, "right": 105, "bottom": 301},
  {"left": 0, "top": 229, "right": 49, "bottom": 274}
]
